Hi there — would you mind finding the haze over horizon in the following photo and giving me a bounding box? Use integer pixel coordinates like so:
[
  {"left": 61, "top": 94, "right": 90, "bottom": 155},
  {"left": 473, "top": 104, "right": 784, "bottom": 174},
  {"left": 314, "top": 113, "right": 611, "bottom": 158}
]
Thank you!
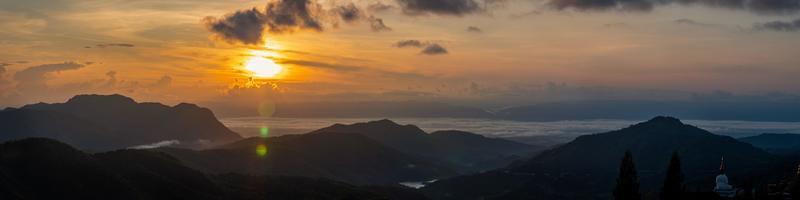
[{"left": 1, "top": 0, "right": 799, "bottom": 115}]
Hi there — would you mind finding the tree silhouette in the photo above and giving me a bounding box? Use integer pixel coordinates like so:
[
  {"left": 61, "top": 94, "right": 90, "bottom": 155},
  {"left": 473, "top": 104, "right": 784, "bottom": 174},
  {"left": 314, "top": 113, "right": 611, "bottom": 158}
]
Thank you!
[
  {"left": 613, "top": 150, "right": 641, "bottom": 200},
  {"left": 790, "top": 164, "right": 800, "bottom": 200},
  {"left": 660, "top": 151, "right": 683, "bottom": 200}
]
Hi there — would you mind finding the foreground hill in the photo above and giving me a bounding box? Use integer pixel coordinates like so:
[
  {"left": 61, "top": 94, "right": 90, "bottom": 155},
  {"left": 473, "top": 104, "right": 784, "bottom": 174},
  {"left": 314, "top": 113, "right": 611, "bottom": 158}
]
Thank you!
[
  {"left": 158, "top": 130, "right": 457, "bottom": 185},
  {"left": 0, "top": 138, "right": 426, "bottom": 200},
  {"left": 739, "top": 133, "right": 800, "bottom": 154},
  {"left": 312, "top": 119, "right": 537, "bottom": 172},
  {"left": 0, "top": 94, "right": 241, "bottom": 150},
  {"left": 423, "top": 116, "right": 776, "bottom": 199}
]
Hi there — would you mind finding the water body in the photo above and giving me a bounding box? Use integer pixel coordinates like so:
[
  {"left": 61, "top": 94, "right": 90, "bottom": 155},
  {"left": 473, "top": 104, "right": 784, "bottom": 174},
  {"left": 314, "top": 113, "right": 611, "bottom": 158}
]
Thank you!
[{"left": 221, "top": 117, "right": 800, "bottom": 146}]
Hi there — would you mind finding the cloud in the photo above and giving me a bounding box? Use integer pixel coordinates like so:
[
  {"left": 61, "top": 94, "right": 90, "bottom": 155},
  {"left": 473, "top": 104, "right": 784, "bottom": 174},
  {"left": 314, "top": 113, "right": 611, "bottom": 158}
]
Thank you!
[
  {"left": 368, "top": 2, "right": 395, "bottom": 12},
  {"left": 396, "top": 0, "right": 497, "bottom": 16},
  {"left": 96, "top": 43, "right": 135, "bottom": 48},
  {"left": 422, "top": 43, "right": 449, "bottom": 55},
  {"left": 102, "top": 71, "right": 118, "bottom": 88},
  {"left": 673, "top": 18, "right": 721, "bottom": 27},
  {"left": 754, "top": 18, "right": 800, "bottom": 32},
  {"left": 151, "top": 75, "right": 173, "bottom": 88},
  {"left": 466, "top": 26, "right": 482, "bottom": 32},
  {"left": 369, "top": 17, "right": 392, "bottom": 31},
  {"left": 273, "top": 58, "right": 430, "bottom": 79},
  {"left": 395, "top": 40, "right": 449, "bottom": 55},
  {"left": 203, "top": 8, "right": 271, "bottom": 45},
  {"left": 13, "top": 62, "right": 86, "bottom": 90},
  {"left": 334, "top": 3, "right": 392, "bottom": 31},
  {"left": 129, "top": 140, "right": 180, "bottom": 149},
  {"left": 395, "top": 39, "right": 426, "bottom": 48},
  {"left": 336, "top": 3, "right": 362, "bottom": 23},
  {"left": 205, "top": 0, "right": 390, "bottom": 44},
  {"left": 546, "top": 0, "right": 800, "bottom": 14}
]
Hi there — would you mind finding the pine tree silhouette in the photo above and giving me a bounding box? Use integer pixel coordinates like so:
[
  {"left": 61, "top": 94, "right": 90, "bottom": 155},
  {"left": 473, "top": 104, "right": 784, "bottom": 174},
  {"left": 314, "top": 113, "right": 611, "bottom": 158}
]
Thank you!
[
  {"left": 789, "top": 164, "right": 800, "bottom": 200},
  {"left": 613, "top": 150, "right": 641, "bottom": 200},
  {"left": 660, "top": 151, "right": 683, "bottom": 200}
]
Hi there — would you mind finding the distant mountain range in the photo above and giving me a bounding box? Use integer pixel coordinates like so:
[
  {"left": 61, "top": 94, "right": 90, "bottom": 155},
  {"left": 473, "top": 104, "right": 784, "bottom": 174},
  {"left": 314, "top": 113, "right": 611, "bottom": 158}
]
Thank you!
[
  {"left": 423, "top": 117, "right": 778, "bottom": 199},
  {"left": 0, "top": 94, "right": 241, "bottom": 150},
  {"left": 739, "top": 133, "right": 800, "bottom": 154},
  {"left": 495, "top": 100, "right": 800, "bottom": 122},
  {"left": 0, "top": 138, "right": 426, "bottom": 200},
  {"left": 157, "top": 119, "right": 537, "bottom": 185},
  {"left": 311, "top": 120, "right": 537, "bottom": 173},
  {"left": 208, "top": 101, "right": 493, "bottom": 118},
  {"left": 4, "top": 94, "right": 797, "bottom": 199},
  {"left": 208, "top": 99, "right": 800, "bottom": 122},
  {"left": 158, "top": 131, "right": 456, "bottom": 185}
]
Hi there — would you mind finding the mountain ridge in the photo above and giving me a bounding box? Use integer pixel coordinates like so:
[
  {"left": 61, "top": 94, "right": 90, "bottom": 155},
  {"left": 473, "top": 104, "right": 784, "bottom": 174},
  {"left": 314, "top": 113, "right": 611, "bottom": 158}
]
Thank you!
[{"left": 0, "top": 94, "right": 241, "bottom": 150}]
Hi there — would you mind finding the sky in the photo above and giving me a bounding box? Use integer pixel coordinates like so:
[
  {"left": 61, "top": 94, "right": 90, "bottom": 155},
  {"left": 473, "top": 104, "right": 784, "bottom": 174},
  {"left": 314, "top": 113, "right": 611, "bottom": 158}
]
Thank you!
[{"left": 1, "top": 0, "right": 799, "bottom": 110}]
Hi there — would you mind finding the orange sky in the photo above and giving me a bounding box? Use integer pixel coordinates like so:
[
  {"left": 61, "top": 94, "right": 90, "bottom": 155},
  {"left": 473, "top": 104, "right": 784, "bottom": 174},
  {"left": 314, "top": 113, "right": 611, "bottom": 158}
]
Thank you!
[{"left": 1, "top": 0, "right": 799, "bottom": 108}]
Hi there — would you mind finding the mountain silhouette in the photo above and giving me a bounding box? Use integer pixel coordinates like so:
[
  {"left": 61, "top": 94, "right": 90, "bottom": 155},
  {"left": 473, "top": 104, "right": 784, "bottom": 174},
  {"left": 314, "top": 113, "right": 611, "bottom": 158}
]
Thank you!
[
  {"left": 313, "top": 119, "right": 537, "bottom": 172},
  {"left": 0, "top": 138, "right": 427, "bottom": 200},
  {"left": 740, "top": 133, "right": 800, "bottom": 154},
  {"left": 159, "top": 130, "right": 457, "bottom": 185},
  {"left": 423, "top": 116, "right": 775, "bottom": 199},
  {"left": 0, "top": 94, "right": 241, "bottom": 150}
]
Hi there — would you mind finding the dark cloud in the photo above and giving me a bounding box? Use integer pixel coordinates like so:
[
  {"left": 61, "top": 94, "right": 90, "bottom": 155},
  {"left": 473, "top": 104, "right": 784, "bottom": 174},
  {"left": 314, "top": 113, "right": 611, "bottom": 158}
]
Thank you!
[
  {"left": 369, "top": 17, "right": 392, "bottom": 31},
  {"left": 395, "top": 40, "right": 449, "bottom": 55},
  {"left": 395, "top": 40, "right": 426, "bottom": 48},
  {"left": 547, "top": 0, "right": 800, "bottom": 14},
  {"left": 205, "top": 0, "right": 390, "bottom": 44},
  {"left": 673, "top": 18, "right": 724, "bottom": 28},
  {"left": 337, "top": 3, "right": 362, "bottom": 22},
  {"left": 335, "top": 3, "right": 392, "bottom": 31},
  {"left": 13, "top": 62, "right": 87, "bottom": 90},
  {"left": 755, "top": 18, "right": 800, "bottom": 32},
  {"left": 0, "top": 65, "right": 6, "bottom": 74},
  {"left": 96, "top": 43, "right": 135, "bottom": 48},
  {"left": 466, "top": 26, "right": 483, "bottom": 32},
  {"left": 421, "top": 43, "right": 449, "bottom": 55},
  {"left": 204, "top": 0, "right": 324, "bottom": 44},
  {"left": 203, "top": 8, "right": 267, "bottom": 44},
  {"left": 396, "top": 0, "right": 486, "bottom": 16}
]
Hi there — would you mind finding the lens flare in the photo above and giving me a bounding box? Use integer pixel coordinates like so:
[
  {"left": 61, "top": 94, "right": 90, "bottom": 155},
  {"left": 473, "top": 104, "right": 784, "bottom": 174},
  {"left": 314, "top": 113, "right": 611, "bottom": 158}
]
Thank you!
[
  {"left": 256, "top": 144, "right": 268, "bottom": 157},
  {"left": 260, "top": 126, "right": 269, "bottom": 138},
  {"left": 258, "top": 101, "right": 276, "bottom": 117}
]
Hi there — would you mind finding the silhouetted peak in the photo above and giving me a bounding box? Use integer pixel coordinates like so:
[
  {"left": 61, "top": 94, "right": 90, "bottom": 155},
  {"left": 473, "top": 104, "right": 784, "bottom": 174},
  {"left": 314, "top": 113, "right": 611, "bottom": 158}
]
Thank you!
[
  {"left": 173, "top": 103, "right": 198, "bottom": 109},
  {"left": 315, "top": 119, "right": 428, "bottom": 137},
  {"left": 66, "top": 94, "right": 136, "bottom": 105},
  {"left": 631, "top": 116, "right": 685, "bottom": 128},
  {"left": 431, "top": 130, "right": 486, "bottom": 139}
]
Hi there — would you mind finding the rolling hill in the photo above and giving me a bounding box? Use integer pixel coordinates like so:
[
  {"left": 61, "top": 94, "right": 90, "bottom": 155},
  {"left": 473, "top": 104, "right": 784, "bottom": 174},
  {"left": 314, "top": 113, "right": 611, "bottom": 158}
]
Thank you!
[{"left": 0, "top": 94, "right": 241, "bottom": 150}]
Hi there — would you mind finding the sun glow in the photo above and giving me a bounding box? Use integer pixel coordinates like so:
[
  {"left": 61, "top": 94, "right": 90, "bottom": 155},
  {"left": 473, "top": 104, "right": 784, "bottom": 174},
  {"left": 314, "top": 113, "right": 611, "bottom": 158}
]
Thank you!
[{"left": 244, "top": 56, "right": 283, "bottom": 78}]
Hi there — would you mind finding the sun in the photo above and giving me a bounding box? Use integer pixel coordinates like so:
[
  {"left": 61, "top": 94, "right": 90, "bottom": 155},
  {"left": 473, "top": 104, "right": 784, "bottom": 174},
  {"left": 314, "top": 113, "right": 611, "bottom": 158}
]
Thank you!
[{"left": 244, "top": 56, "right": 282, "bottom": 78}]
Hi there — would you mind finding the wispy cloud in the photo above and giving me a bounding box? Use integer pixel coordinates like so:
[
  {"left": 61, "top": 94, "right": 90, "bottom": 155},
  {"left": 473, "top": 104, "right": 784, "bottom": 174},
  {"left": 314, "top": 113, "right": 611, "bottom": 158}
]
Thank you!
[
  {"left": 754, "top": 18, "right": 800, "bottom": 32},
  {"left": 394, "top": 40, "right": 449, "bottom": 55},
  {"left": 129, "top": 140, "right": 180, "bottom": 149}
]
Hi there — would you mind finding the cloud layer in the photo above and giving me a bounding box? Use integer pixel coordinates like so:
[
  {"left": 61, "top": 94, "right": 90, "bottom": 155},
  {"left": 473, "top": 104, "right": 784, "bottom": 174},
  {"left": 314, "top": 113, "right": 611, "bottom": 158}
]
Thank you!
[
  {"left": 204, "top": 0, "right": 391, "bottom": 44},
  {"left": 755, "top": 18, "right": 800, "bottom": 31},
  {"left": 547, "top": 0, "right": 800, "bottom": 14}
]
